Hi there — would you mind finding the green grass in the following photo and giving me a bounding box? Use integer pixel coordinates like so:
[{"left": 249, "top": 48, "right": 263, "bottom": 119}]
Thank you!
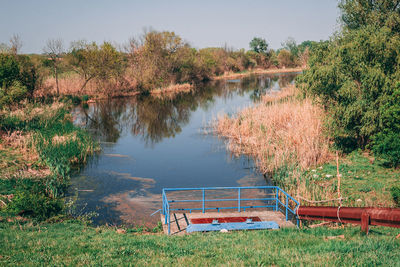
[
  {"left": 303, "top": 151, "right": 400, "bottom": 207},
  {"left": 274, "top": 151, "right": 400, "bottom": 207},
  {"left": 0, "top": 221, "right": 399, "bottom": 266},
  {"left": 0, "top": 102, "right": 98, "bottom": 220}
]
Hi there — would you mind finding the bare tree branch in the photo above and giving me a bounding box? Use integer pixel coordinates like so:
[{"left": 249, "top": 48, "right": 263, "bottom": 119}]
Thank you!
[{"left": 9, "top": 34, "right": 22, "bottom": 55}]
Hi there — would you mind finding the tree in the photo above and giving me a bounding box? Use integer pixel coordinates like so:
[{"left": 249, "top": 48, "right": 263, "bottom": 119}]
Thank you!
[
  {"left": 249, "top": 37, "right": 269, "bottom": 54},
  {"left": 129, "top": 30, "right": 188, "bottom": 90},
  {"left": 282, "top": 37, "right": 299, "bottom": 58},
  {"left": 296, "top": 1, "right": 400, "bottom": 165},
  {"left": 0, "top": 53, "right": 19, "bottom": 88},
  {"left": 68, "top": 41, "right": 124, "bottom": 94},
  {"left": 0, "top": 43, "right": 9, "bottom": 53},
  {"left": 339, "top": 0, "right": 400, "bottom": 31},
  {"left": 277, "top": 49, "right": 296, "bottom": 67},
  {"left": 0, "top": 53, "right": 29, "bottom": 108},
  {"left": 9, "top": 34, "right": 22, "bottom": 55},
  {"left": 44, "top": 39, "right": 64, "bottom": 96}
]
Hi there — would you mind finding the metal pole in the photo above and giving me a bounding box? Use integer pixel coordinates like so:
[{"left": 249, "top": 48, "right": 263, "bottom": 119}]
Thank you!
[
  {"left": 275, "top": 188, "right": 279, "bottom": 211},
  {"left": 238, "top": 188, "right": 241, "bottom": 212},
  {"left": 202, "top": 188, "right": 205, "bottom": 213},
  {"left": 167, "top": 207, "right": 170, "bottom": 235},
  {"left": 162, "top": 191, "right": 164, "bottom": 215},
  {"left": 285, "top": 194, "right": 288, "bottom": 221}
]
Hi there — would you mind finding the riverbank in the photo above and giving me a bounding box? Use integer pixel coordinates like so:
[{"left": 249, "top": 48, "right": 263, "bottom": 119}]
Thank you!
[
  {"left": 0, "top": 102, "right": 98, "bottom": 220},
  {"left": 213, "top": 67, "right": 304, "bottom": 80},
  {"left": 1, "top": 220, "right": 399, "bottom": 266},
  {"left": 214, "top": 85, "right": 400, "bottom": 207},
  {"left": 37, "top": 67, "right": 302, "bottom": 100}
]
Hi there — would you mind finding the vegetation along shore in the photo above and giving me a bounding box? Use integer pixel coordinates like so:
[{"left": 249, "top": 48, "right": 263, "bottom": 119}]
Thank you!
[{"left": 1, "top": 0, "right": 400, "bottom": 265}]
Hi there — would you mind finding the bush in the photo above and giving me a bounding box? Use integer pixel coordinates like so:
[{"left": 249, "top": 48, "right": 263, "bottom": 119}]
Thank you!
[
  {"left": 0, "top": 53, "right": 39, "bottom": 107},
  {"left": 0, "top": 53, "right": 19, "bottom": 87},
  {"left": 390, "top": 186, "right": 400, "bottom": 207},
  {"left": 0, "top": 80, "right": 28, "bottom": 108},
  {"left": 1, "top": 178, "right": 63, "bottom": 221},
  {"left": 373, "top": 131, "right": 400, "bottom": 167},
  {"left": 277, "top": 49, "right": 296, "bottom": 67}
]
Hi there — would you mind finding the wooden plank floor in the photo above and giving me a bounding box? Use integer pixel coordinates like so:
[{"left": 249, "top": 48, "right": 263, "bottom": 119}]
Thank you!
[{"left": 160, "top": 210, "right": 295, "bottom": 235}]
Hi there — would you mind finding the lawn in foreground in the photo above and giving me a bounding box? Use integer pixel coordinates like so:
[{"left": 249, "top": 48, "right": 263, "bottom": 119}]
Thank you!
[{"left": 1, "top": 221, "right": 399, "bottom": 266}]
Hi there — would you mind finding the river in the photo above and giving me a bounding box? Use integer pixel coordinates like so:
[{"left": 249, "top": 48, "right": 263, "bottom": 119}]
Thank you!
[{"left": 70, "top": 72, "right": 298, "bottom": 226}]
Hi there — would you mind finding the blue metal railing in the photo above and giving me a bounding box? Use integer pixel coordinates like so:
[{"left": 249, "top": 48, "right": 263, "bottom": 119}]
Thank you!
[{"left": 161, "top": 186, "right": 300, "bottom": 235}]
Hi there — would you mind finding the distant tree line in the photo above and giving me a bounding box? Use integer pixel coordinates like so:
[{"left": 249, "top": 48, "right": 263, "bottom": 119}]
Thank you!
[
  {"left": 0, "top": 31, "right": 310, "bottom": 106},
  {"left": 297, "top": 0, "right": 400, "bottom": 166}
]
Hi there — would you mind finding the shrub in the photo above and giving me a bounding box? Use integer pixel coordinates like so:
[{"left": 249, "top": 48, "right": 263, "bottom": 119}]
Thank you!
[
  {"left": 373, "top": 131, "right": 400, "bottom": 167},
  {"left": 277, "top": 49, "right": 296, "bottom": 67},
  {"left": 1, "top": 178, "right": 63, "bottom": 221},
  {"left": 390, "top": 186, "right": 400, "bottom": 207},
  {"left": 0, "top": 80, "right": 27, "bottom": 108},
  {"left": 0, "top": 53, "right": 19, "bottom": 87}
]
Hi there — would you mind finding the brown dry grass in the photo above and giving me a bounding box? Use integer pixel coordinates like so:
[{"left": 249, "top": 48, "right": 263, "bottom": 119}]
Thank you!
[
  {"left": 213, "top": 67, "right": 304, "bottom": 80},
  {"left": 36, "top": 73, "right": 139, "bottom": 98},
  {"left": 215, "top": 85, "right": 331, "bottom": 174},
  {"left": 214, "top": 85, "right": 332, "bottom": 200},
  {"left": 0, "top": 131, "right": 50, "bottom": 179},
  {"left": 150, "top": 83, "right": 192, "bottom": 96}
]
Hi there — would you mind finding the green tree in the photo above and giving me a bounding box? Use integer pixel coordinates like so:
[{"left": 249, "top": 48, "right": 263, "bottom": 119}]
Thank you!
[
  {"left": 0, "top": 53, "right": 19, "bottom": 88},
  {"left": 282, "top": 37, "right": 299, "bottom": 58},
  {"left": 249, "top": 37, "right": 269, "bottom": 55},
  {"left": 68, "top": 41, "right": 124, "bottom": 93},
  {"left": 277, "top": 49, "right": 296, "bottom": 67},
  {"left": 339, "top": 0, "right": 400, "bottom": 31},
  {"left": 297, "top": 0, "right": 400, "bottom": 166}
]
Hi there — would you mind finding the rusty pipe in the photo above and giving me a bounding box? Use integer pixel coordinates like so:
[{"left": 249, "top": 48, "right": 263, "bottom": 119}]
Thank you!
[{"left": 297, "top": 206, "right": 400, "bottom": 233}]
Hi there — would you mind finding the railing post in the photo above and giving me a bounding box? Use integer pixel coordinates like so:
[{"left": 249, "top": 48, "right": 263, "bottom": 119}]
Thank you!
[
  {"left": 162, "top": 190, "right": 165, "bottom": 215},
  {"left": 275, "top": 187, "right": 279, "bottom": 211},
  {"left": 167, "top": 205, "right": 171, "bottom": 235},
  {"left": 285, "top": 194, "right": 288, "bottom": 221},
  {"left": 238, "top": 188, "right": 241, "bottom": 212},
  {"left": 202, "top": 188, "right": 205, "bottom": 213}
]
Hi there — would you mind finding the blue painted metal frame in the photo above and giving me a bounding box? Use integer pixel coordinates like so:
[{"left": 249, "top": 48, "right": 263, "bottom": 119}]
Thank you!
[
  {"left": 161, "top": 186, "right": 300, "bottom": 235},
  {"left": 186, "top": 221, "right": 279, "bottom": 233}
]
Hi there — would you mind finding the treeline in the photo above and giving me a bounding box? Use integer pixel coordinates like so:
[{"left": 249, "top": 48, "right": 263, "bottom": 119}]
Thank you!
[
  {"left": 297, "top": 0, "right": 400, "bottom": 166},
  {"left": 0, "top": 31, "right": 311, "bottom": 106}
]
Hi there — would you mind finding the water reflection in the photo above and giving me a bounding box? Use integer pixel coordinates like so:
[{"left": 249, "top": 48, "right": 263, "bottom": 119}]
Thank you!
[
  {"left": 74, "top": 73, "right": 297, "bottom": 146},
  {"left": 70, "top": 72, "right": 298, "bottom": 226}
]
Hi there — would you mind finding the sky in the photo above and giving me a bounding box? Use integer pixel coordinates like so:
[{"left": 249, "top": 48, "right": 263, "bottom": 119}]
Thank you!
[{"left": 1, "top": 0, "right": 340, "bottom": 54}]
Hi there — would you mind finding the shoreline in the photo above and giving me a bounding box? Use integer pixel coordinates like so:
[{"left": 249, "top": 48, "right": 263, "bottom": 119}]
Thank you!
[
  {"left": 38, "top": 68, "right": 304, "bottom": 100},
  {"left": 213, "top": 67, "right": 304, "bottom": 80}
]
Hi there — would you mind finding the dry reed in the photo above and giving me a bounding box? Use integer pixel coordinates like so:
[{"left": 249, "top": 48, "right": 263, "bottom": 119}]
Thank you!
[
  {"left": 150, "top": 83, "right": 192, "bottom": 96},
  {"left": 36, "top": 73, "right": 139, "bottom": 98},
  {"left": 214, "top": 85, "right": 332, "bottom": 199},
  {"left": 213, "top": 67, "right": 304, "bottom": 80},
  {"left": 0, "top": 131, "right": 51, "bottom": 179}
]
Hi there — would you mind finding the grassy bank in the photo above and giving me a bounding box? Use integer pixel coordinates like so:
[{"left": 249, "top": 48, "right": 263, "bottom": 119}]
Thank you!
[
  {"left": 299, "top": 151, "right": 400, "bottom": 207},
  {"left": 0, "top": 102, "right": 98, "bottom": 219},
  {"left": 0, "top": 221, "right": 399, "bottom": 266}
]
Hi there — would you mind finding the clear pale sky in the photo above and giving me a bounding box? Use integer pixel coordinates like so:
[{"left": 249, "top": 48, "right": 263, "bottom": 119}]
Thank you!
[{"left": 1, "top": 0, "right": 340, "bottom": 54}]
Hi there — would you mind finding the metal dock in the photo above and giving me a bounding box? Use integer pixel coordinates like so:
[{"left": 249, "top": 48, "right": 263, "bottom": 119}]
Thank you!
[{"left": 160, "top": 186, "right": 299, "bottom": 235}]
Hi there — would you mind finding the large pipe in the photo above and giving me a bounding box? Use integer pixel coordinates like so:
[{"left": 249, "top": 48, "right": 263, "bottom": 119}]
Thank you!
[{"left": 297, "top": 206, "right": 400, "bottom": 233}]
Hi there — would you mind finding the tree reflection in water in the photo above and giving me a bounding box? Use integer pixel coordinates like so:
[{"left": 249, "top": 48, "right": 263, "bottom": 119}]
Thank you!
[{"left": 73, "top": 73, "right": 297, "bottom": 146}]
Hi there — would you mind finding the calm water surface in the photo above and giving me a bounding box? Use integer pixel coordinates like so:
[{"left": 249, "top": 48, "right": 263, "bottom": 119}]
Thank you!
[{"left": 70, "top": 73, "right": 298, "bottom": 226}]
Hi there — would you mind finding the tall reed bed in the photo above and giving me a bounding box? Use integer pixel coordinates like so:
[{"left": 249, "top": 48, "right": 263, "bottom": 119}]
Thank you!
[{"left": 214, "top": 85, "right": 333, "bottom": 200}]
